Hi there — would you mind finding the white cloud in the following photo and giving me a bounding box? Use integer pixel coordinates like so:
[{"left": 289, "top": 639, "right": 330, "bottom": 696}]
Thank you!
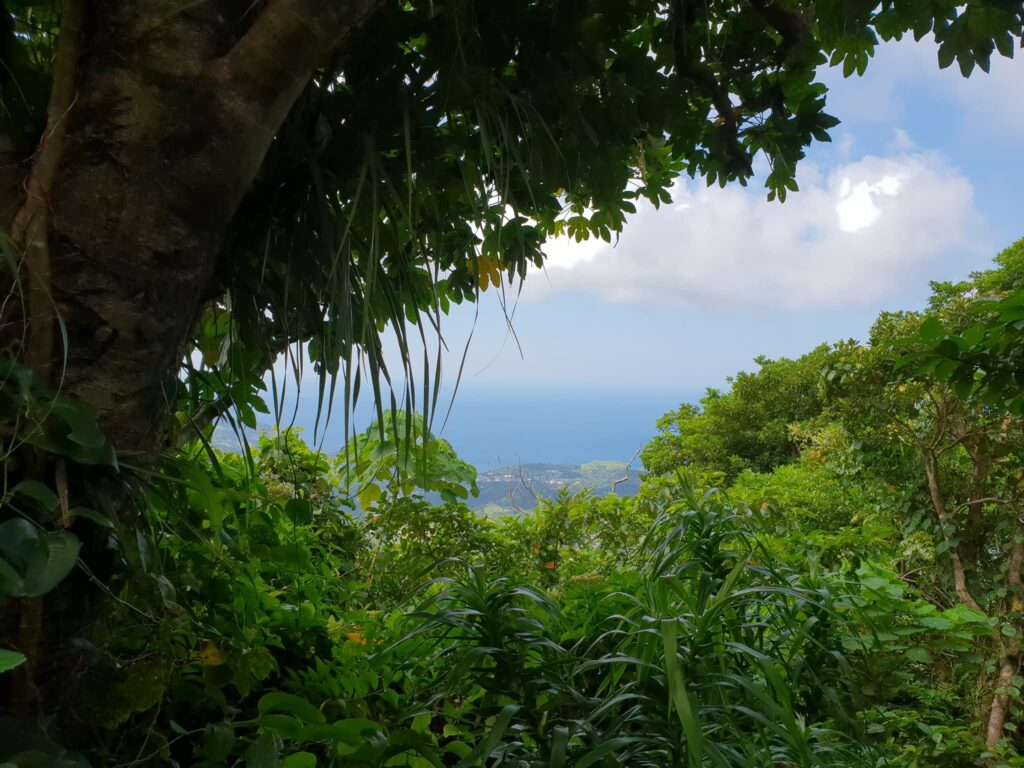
[
  {"left": 523, "top": 36, "right": 1020, "bottom": 315},
  {"left": 836, "top": 133, "right": 857, "bottom": 160},
  {"left": 821, "top": 37, "right": 1024, "bottom": 144},
  {"left": 887, "top": 128, "right": 916, "bottom": 153},
  {"left": 836, "top": 174, "right": 902, "bottom": 232},
  {"left": 533, "top": 151, "right": 982, "bottom": 311},
  {"left": 542, "top": 234, "right": 602, "bottom": 269}
]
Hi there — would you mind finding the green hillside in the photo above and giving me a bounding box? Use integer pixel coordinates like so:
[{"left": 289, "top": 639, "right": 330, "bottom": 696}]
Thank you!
[{"left": 471, "top": 461, "right": 642, "bottom": 515}]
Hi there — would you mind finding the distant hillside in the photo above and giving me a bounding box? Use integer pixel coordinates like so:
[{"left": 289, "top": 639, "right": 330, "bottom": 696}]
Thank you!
[
  {"left": 470, "top": 461, "right": 641, "bottom": 516},
  {"left": 211, "top": 423, "right": 641, "bottom": 516}
]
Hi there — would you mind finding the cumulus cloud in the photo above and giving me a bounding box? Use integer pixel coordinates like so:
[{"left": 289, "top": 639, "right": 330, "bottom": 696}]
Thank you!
[
  {"left": 532, "top": 151, "right": 981, "bottom": 310},
  {"left": 525, "top": 37, "right": 1020, "bottom": 313}
]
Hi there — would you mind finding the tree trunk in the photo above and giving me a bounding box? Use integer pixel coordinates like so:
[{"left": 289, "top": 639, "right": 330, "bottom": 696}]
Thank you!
[
  {"left": 950, "top": 417, "right": 993, "bottom": 566},
  {"left": 924, "top": 454, "right": 981, "bottom": 612},
  {"left": 987, "top": 651, "right": 1020, "bottom": 749},
  {"left": 4, "top": 0, "right": 378, "bottom": 454},
  {"left": 986, "top": 537, "right": 1024, "bottom": 748},
  {"left": 0, "top": 0, "right": 379, "bottom": 732}
]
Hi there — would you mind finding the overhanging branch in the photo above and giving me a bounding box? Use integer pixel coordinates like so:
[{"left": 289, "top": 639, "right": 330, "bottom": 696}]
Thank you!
[
  {"left": 211, "top": 0, "right": 383, "bottom": 130},
  {"left": 748, "top": 0, "right": 814, "bottom": 56}
]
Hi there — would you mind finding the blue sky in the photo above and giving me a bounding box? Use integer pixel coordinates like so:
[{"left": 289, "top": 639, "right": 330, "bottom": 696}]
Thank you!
[
  {"left": 282, "top": 38, "right": 1024, "bottom": 468},
  {"left": 453, "top": 40, "right": 1023, "bottom": 390}
]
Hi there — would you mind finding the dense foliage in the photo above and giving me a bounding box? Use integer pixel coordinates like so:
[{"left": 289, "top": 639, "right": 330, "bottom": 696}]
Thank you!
[
  {"left": 1, "top": 239, "right": 1023, "bottom": 766},
  {"left": 2, "top": 1, "right": 1024, "bottom": 763},
  {"left": 2, "top": 0, "right": 1021, "bottom": 453},
  {"left": 645, "top": 237, "right": 1024, "bottom": 764}
]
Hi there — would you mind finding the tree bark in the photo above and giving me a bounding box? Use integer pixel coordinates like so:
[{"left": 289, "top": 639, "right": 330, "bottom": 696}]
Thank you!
[
  {"left": 924, "top": 453, "right": 982, "bottom": 612},
  {"left": 10, "top": 0, "right": 379, "bottom": 454},
  {"left": 986, "top": 537, "right": 1024, "bottom": 748},
  {"left": 950, "top": 416, "right": 993, "bottom": 565}
]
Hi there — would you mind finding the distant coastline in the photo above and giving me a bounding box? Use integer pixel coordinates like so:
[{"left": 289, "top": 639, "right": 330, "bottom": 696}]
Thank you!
[
  {"left": 212, "top": 421, "right": 642, "bottom": 516},
  {"left": 213, "top": 383, "right": 694, "bottom": 468},
  {"left": 467, "top": 460, "right": 642, "bottom": 516}
]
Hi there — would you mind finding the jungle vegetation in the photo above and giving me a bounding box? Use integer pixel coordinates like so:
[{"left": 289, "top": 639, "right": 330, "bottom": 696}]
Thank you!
[
  {"left": 0, "top": 238, "right": 1021, "bottom": 767},
  {"left": 1, "top": 0, "right": 1024, "bottom": 766}
]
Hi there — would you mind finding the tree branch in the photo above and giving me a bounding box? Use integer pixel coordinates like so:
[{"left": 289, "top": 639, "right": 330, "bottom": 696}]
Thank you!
[
  {"left": 612, "top": 449, "right": 641, "bottom": 495},
  {"left": 668, "top": 1, "right": 752, "bottom": 177},
  {"left": 210, "top": 0, "right": 382, "bottom": 147},
  {"left": 506, "top": 463, "right": 540, "bottom": 516},
  {"left": 986, "top": 535, "right": 1024, "bottom": 747},
  {"left": 924, "top": 453, "right": 981, "bottom": 612},
  {"left": 175, "top": 327, "right": 294, "bottom": 450},
  {"left": 748, "top": 0, "right": 814, "bottom": 56}
]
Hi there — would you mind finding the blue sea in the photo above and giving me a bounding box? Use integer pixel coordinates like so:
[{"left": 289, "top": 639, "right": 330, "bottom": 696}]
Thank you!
[{"left": 266, "top": 383, "right": 694, "bottom": 469}]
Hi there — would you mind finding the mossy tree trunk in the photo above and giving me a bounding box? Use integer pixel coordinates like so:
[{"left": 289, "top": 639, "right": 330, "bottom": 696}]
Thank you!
[
  {"left": 0, "top": 0, "right": 378, "bottom": 730},
  {"left": 1, "top": 0, "right": 378, "bottom": 453}
]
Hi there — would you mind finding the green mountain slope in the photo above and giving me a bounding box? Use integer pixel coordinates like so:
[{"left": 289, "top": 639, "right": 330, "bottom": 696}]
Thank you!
[{"left": 471, "top": 461, "right": 641, "bottom": 516}]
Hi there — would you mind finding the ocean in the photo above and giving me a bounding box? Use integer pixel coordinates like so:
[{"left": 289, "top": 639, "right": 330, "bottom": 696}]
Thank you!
[{"left": 264, "top": 382, "right": 693, "bottom": 469}]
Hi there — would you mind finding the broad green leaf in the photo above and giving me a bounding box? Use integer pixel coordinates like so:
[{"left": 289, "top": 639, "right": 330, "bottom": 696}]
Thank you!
[
  {"left": 298, "top": 719, "right": 382, "bottom": 746},
  {"left": 357, "top": 484, "right": 382, "bottom": 510},
  {"left": 258, "top": 692, "right": 325, "bottom": 725},
  {"left": 904, "top": 647, "right": 933, "bottom": 663},
  {"left": 919, "top": 317, "right": 944, "bottom": 344},
  {"left": 204, "top": 724, "right": 236, "bottom": 761},
  {"left": 13, "top": 480, "right": 59, "bottom": 511},
  {"left": 245, "top": 733, "right": 281, "bottom": 768},
  {"left": 284, "top": 498, "right": 313, "bottom": 525},
  {"left": 0, "top": 648, "right": 26, "bottom": 674},
  {"left": 20, "top": 531, "right": 80, "bottom": 596},
  {"left": 280, "top": 753, "right": 316, "bottom": 768},
  {"left": 258, "top": 715, "right": 304, "bottom": 740},
  {"left": 0, "top": 520, "right": 81, "bottom": 597}
]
